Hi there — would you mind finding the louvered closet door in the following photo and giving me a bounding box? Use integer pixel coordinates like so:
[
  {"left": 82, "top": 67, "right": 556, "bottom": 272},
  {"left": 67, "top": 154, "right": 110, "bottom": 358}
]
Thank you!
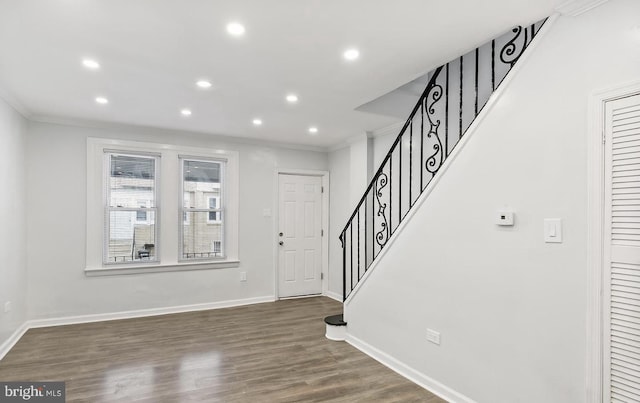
[{"left": 605, "top": 93, "right": 640, "bottom": 403}]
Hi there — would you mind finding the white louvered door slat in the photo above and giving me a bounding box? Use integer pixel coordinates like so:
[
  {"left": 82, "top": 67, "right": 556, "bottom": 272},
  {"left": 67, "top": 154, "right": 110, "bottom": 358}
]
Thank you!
[{"left": 605, "top": 93, "right": 640, "bottom": 402}]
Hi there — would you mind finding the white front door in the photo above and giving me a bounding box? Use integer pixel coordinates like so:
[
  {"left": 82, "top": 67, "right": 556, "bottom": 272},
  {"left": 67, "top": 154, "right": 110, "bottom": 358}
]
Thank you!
[
  {"left": 278, "top": 174, "right": 323, "bottom": 298},
  {"left": 604, "top": 93, "right": 640, "bottom": 402}
]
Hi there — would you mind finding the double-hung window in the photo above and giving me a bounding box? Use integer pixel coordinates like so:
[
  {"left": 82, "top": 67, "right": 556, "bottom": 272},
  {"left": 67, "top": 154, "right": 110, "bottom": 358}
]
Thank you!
[
  {"left": 181, "top": 158, "right": 225, "bottom": 260},
  {"left": 105, "top": 153, "right": 158, "bottom": 264}
]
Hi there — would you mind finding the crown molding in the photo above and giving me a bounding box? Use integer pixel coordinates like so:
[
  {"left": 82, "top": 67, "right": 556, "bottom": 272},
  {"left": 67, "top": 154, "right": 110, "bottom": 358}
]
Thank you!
[
  {"left": 29, "top": 114, "right": 329, "bottom": 153},
  {"left": 555, "top": 0, "right": 610, "bottom": 16}
]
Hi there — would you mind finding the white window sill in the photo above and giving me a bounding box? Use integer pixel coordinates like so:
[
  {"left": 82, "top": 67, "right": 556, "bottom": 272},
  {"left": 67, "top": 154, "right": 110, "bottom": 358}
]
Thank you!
[{"left": 84, "top": 260, "right": 240, "bottom": 277}]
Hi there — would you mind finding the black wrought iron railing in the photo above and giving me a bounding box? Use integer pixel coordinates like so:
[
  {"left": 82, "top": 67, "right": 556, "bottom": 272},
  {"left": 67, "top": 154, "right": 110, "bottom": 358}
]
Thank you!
[{"left": 339, "top": 19, "right": 547, "bottom": 301}]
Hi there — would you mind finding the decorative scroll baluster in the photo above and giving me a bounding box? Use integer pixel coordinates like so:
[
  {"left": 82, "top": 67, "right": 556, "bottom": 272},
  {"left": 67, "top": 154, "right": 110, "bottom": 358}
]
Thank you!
[
  {"left": 425, "top": 83, "right": 444, "bottom": 176},
  {"left": 500, "top": 26, "right": 526, "bottom": 66},
  {"left": 339, "top": 19, "right": 547, "bottom": 301},
  {"left": 375, "top": 172, "right": 389, "bottom": 247}
]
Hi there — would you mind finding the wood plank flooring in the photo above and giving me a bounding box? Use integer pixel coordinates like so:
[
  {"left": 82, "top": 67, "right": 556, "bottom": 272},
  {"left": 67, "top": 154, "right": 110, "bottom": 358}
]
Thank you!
[{"left": 0, "top": 297, "right": 446, "bottom": 402}]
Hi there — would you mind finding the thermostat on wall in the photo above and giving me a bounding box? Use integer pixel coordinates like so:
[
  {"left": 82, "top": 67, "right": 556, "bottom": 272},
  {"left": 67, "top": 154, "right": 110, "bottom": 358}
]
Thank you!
[{"left": 496, "top": 211, "right": 514, "bottom": 226}]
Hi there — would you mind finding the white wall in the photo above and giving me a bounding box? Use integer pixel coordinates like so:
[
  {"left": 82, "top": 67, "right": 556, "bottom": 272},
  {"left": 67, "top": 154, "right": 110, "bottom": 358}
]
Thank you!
[
  {"left": 328, "top": 146, "right": 351, "bottom": 298},
  {"left": 0, "top": 97, "right": 27, "bottom": 348},
  {"left": 345, "top": 1, "right": 640, "bottom": 402},
  {"left": 372, "top": 128, "right": 397, "bottom": 169},
  {"left": 348, "top": 135, "right": 373, "bottom": 205},
  {"left": 26, "top": 121, "right": 327, "bottom": 319}
]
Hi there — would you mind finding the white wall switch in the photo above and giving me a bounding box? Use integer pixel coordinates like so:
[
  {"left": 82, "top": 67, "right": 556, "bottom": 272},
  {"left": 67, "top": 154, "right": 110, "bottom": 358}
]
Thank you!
[
  {"left": 544, "top": 218, "right": 563, "bottom": 243},
  {"left": 240, "top": 272, "right": 247, "bottom": 282},
  {"left": 496, "top": 211, "right": 514, "bottom": 226},
  {"left": 426, "top": 329, "right": 441, "bottom": 345},
  {"left": 263, "top": 208, "right": 272, "bottom": 217}
]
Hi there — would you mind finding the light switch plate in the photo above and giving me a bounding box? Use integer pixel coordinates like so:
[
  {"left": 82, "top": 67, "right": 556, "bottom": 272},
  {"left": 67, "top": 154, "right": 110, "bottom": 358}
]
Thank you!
[{"left": 544, "top": 218, "right": 562, "bottom": 243}]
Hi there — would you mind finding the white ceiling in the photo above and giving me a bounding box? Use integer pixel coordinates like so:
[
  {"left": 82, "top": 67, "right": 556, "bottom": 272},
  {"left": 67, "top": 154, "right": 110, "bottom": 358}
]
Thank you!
[{"left": 0, "top": 0, "right": 563, "bottom": 149}]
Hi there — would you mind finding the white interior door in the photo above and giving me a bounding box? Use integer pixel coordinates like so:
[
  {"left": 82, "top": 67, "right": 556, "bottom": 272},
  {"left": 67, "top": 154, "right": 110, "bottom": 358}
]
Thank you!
[
  {"left": 604, "top": 93, "right": 640, "bottom": 402},
  {"left": 278, "top": 174, "right": 322, "bottom": 298}
]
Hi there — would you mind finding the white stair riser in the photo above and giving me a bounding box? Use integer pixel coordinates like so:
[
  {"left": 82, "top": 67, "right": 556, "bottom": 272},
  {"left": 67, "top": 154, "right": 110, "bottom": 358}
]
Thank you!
[{"left": 325, "top": 324, "right": 347, "bottom": 341}]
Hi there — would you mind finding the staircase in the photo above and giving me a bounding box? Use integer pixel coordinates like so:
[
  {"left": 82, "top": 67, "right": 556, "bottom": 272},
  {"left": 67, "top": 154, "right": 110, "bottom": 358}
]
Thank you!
[{"left": 338, "top": 18, "right": 548, "bottom": 303}]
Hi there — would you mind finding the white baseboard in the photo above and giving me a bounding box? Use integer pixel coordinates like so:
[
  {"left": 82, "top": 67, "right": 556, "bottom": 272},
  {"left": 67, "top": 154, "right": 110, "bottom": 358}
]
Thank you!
[
  {"left": 346, "top": 334, "right": 476, "bottom": 403},
  {"left": 28, "top": 296, "right": 276, "bottom": 328},
  {"left": 0, "top": 296, "right": 275, "bottom": 361},
  {"left": 0, "top": 322, "right": 29, "bottom": 361},
  {"left": 324, "top": 290, "right": 343, "bottom": 303}
]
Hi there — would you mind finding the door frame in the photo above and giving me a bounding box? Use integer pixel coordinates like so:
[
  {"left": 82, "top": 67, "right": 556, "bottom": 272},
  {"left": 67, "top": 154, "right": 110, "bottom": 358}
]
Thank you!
[
  {"left": 273, "top": 169, "right": 329, "bottom": 299},
  {"left": 587, "top": 80, "right": 640, "bottom": 403}
]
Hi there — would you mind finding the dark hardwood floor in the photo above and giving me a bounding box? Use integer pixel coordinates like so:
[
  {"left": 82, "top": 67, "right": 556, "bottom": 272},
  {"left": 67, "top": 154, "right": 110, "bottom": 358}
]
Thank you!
[{"left": 0, "top": 297, "right": 446, "bottom": 402}]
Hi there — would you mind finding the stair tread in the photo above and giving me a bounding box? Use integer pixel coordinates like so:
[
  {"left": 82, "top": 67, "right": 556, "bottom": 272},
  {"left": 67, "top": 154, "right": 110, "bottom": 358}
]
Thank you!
[{"left": 324, "top": 314, "right": 347, "bottom": 326}]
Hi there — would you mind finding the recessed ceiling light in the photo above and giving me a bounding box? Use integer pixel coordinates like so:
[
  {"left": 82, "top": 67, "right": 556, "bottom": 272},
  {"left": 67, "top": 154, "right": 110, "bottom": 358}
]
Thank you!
[
  {"left": 196, "top": 80, "right": 212, "bottom": 89},
  {"left": 95, "top": 96, "right": 108, "bottom": 105},
  {"left": 343, "top": 48, "right": 360, "bottom": 61},
  {"left": 82, "top": 58, "right": 100, "bottom": 70},
  {"left": 181, "top": 108, "right": 192, "bottom": 116},
  {"left": 286, "top": 94, "right": 299, "bottom": 103},
  {"left": 308, "top": 127, "right": 319, "bottom": 134},
  {"left": 252, "top": 119, "right": 263, "bottom": 126},
  {"left": 226, "top": 22, "right": 245, "bottom": 36}
]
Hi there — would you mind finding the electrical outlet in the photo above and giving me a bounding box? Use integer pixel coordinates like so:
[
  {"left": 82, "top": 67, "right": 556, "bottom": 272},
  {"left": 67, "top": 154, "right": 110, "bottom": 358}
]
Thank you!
[
  {"left": 4, "top": 301, "right": 11, "bottom": 313},
  {"left": 426, "top": 328, "right": 441, "bottom": 345},
  {"left": 240, "top": 272, "right": 247, "bottom": 282}
]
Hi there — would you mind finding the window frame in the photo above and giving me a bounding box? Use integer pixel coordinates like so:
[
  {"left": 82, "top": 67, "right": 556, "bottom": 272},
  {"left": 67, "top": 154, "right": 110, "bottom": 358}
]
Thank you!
[
  {"left": 179, "top": 156, "right": 226, "bottom": 262},
  {"left": 86, "top": 138, "right": 240, "bottom": 276}
]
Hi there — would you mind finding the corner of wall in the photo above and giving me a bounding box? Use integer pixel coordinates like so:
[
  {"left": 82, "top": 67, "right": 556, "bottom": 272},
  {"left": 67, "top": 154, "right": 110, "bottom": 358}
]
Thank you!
[{"left": 0, "top": 95, "right": 29, "bottom": 355}]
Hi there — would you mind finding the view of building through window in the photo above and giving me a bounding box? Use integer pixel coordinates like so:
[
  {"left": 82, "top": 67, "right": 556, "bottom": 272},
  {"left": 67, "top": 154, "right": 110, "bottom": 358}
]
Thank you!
[
  {"left": 106, "top": 153, "right": 157, "bottom": 263},
  {"left": 181, "top": 159, "right": 224, "bottom": 259}
]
